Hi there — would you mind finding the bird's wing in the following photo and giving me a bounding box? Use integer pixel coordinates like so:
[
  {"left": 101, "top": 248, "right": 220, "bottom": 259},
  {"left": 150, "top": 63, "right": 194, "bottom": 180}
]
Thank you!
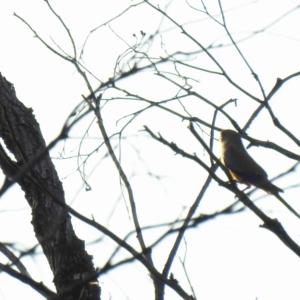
[{"left": 223, "top": 145, "right": 268, "bottom": 185}]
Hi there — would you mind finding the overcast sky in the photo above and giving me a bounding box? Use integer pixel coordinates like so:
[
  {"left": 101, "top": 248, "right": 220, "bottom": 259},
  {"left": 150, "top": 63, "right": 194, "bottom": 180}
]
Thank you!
[{"left": 1, "top": 1, "right": 300, "bottom": 300}]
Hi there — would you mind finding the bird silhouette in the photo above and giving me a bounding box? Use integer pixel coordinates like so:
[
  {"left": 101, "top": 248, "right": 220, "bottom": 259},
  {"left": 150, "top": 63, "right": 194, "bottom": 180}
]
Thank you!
[
  {"left": 220, "top": 129, "right": 283, "bottom": 194},
  {"left": 220, "top": 129, "right": 300, "bottom": 219}
]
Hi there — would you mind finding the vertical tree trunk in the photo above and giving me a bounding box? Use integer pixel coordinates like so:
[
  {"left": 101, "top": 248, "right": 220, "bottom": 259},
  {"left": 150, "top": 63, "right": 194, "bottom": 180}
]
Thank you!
[{"left": 0, "top": 73, "right": 100, "bottom": 300}]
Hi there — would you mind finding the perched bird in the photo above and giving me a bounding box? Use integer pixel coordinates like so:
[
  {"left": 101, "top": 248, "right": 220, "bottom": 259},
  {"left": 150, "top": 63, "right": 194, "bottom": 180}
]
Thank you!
[
  {"left": 219, "top": 130, "right": 300, "bottom": 219},
  {"left": 220, "top": 129, "right": 283, "bottom": 194}
]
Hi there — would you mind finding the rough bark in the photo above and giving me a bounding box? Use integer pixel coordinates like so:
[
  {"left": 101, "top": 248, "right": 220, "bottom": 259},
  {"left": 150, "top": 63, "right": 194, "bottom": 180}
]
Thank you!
[{"left": 0, "top": 73, "right": 100, "bottom": 300}]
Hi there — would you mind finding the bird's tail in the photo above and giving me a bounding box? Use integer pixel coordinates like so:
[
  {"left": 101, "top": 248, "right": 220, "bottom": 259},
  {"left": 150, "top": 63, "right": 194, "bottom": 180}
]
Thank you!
[{"left": 268, "top": 182, "right": 284, "bottom": 195}]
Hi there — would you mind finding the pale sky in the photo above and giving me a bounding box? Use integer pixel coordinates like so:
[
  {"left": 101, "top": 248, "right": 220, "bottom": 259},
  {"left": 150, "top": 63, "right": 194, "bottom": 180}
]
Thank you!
[{"left": 1, "top": 1, "right": 300, "bottom": 299}]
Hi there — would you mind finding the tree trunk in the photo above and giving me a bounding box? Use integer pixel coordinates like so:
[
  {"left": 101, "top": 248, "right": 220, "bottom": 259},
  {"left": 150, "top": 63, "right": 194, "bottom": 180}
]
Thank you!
[{"left": 0, "top": 73, "right": 100, "bottom": 300}]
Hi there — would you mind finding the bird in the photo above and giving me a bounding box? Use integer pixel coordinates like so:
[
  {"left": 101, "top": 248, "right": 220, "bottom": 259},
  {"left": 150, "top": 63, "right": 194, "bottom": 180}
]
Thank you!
[
  {"left": 219, "top": 130, "right": 300, "bottom": 219},
  {"left": 220, "top": 129, "right": 283, "bottom": 194}
]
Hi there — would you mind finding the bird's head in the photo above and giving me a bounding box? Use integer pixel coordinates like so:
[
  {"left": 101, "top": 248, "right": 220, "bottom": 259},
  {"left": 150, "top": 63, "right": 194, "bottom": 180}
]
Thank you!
[{"left": 220, "top": 129, "right": 244, "bottom": 147}]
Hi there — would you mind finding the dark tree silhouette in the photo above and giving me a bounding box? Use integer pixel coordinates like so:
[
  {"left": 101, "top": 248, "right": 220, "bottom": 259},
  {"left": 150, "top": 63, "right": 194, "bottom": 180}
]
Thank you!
[
  {"left": 0, "top": 75, "right": 100, "bottom": 299},
  {"left": 1, "top": 1, "right": 300, "bottom": 300}
]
